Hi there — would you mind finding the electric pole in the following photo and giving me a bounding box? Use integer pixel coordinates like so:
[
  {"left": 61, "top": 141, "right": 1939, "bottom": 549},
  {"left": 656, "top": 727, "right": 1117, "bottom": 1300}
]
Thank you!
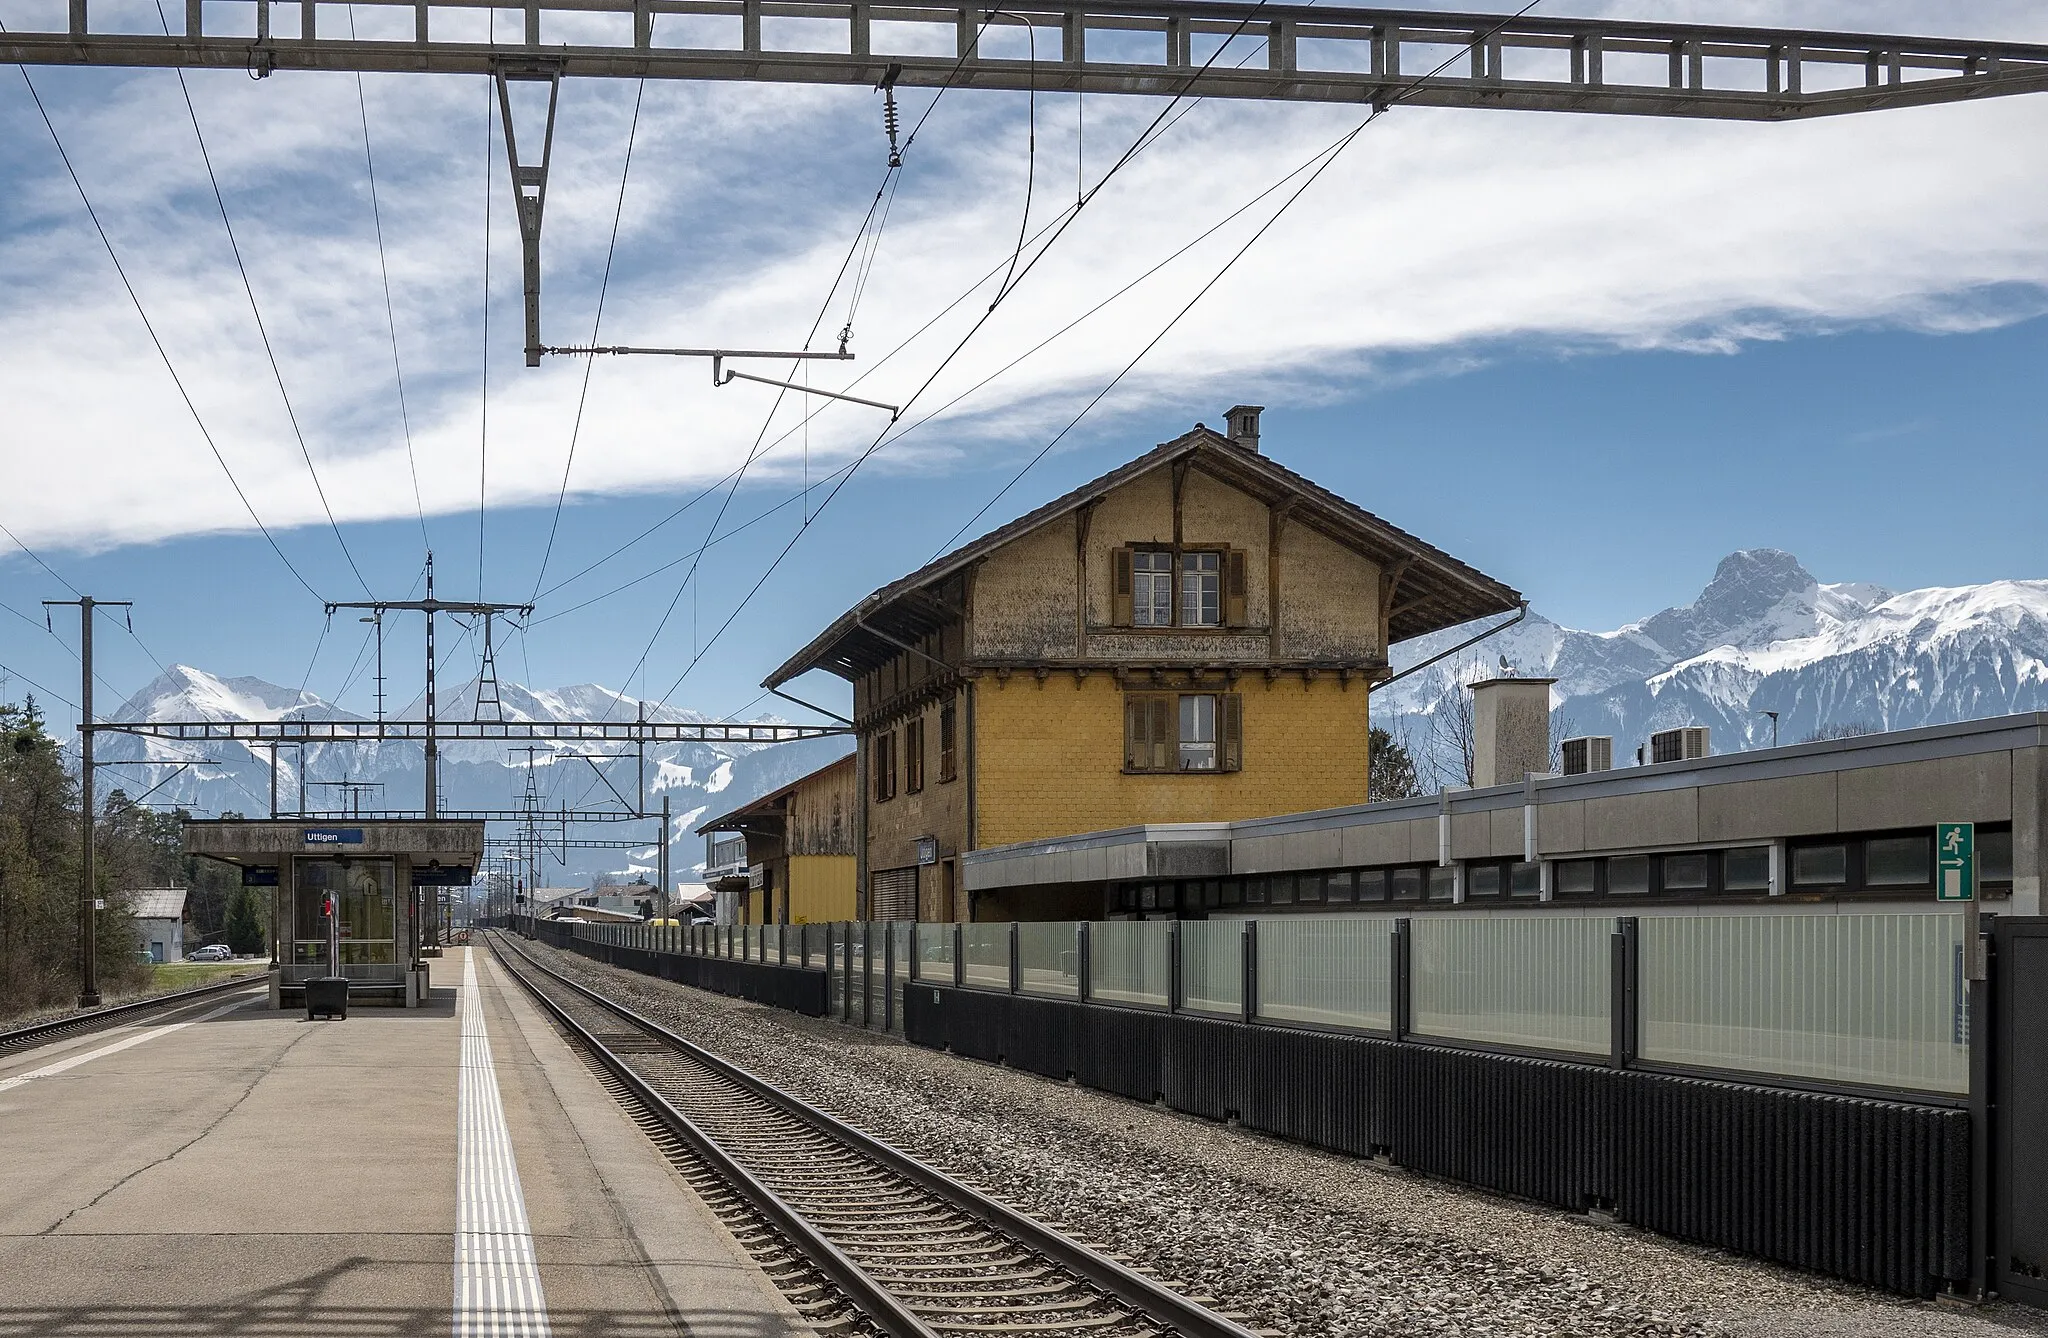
[
  {"left": 45, "top": 596, "right": 131, "bottom": 1009},
  {"left": 324, "top": 552, "right": 532, "bottom": 818}
]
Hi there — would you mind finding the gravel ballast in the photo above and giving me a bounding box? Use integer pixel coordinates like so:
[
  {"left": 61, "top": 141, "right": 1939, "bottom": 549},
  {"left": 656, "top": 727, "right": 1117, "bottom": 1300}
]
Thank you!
[{"left": 515, "top": 939, "right": 2048, "bottom": 1338}]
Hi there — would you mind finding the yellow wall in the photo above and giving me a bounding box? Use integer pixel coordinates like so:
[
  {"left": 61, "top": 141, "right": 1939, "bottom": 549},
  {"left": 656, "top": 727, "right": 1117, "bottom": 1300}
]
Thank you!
[
  {"left": 784, "top": 854, "right": 857, "bottom": 923},
  {"left": 972, "top": 671, "right": 1371, "bottom": 848}
]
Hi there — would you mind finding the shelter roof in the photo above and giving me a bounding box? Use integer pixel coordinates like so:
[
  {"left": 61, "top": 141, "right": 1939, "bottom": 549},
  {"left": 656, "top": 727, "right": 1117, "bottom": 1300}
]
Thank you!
[{"left": 763, "top": 425, "right": 1521, "bottom": 687}]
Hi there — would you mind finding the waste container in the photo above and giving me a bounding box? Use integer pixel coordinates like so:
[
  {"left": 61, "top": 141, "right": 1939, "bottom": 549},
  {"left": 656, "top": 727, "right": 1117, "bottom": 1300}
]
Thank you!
[{"left": 306, "top": 976, "right": 350, "bottom": 1021}]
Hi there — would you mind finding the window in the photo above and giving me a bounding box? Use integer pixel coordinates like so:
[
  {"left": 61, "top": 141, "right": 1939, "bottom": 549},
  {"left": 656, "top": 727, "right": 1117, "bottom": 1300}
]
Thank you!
[
  {"left": 1220, "top": 880, "right": 1243, "bottom": 907},
  {"left": 1180, "top": 694, "right": 1217, "bottom": 770},
  {"left": 1427, "top": 866, "right": 1457, "bottom": 901},
  {"left": 1724, "top": 847, "right": 1771, "bottom": 891},
  {"left": 1244, "top": 877, "right": 1268, "bottom": 904},
  {"left": 1865, "top": 835, "right": 1931, "bottom": 887},
  {"left": 1126, "top": 692, "right": 1243, "bottom": 772},
  {"left": 1297, "top": 872, "right": 1327, "bottom": 904},
  {"left": 938, "top": 704, "right": 958, "bottom": 782},
  {"left": 1181, "top": 551, "right": 1222, "bottom": 626},
  {"left": 1791, "top": 843, "right": 1847, "bottom": 886},
  {"left": 1325, "top": 871, "right": 1356, "bottom": 904},
  {"left": 1661, "top": 852, "right": 1710, "bottom": 892},
  {"left": 904, "top": 717, "right": 925, "bottom": 794},
  {"left": 1606, "top": 855, "right": 1651, "bottom": 896},
  {"left": 1270, "top": 874, "right": 1296, "bottom": 905},
  {"left": 872, "top": 731, "right": 896, "bottom": 802},
  {"left": 1510, "top": 862, "right": 1543, "bottom": 897},
  {"left": 1391, "top": 867, "right": 1424, "bottom": 901},
  {"left": 1357, "top": 870, "right": 1388, "bottom": 902},
  {"left": 1466, "top": 864, "right": 1502, "bottom": 898},
  {"left": 1112, "top": 547, "right": 1246, "bottom": 627},
  {"left": 1133, "top": 549, "right": 1173, "bottom": 626},
  {"left": 1556, "top": 860, "right": 1598, "bottom": 896}
]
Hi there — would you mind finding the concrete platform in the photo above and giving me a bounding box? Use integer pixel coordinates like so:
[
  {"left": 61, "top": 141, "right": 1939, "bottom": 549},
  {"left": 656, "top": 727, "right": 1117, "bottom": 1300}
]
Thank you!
[{"left": 0, "top": 948, "right": 810, "bottom": 1338}]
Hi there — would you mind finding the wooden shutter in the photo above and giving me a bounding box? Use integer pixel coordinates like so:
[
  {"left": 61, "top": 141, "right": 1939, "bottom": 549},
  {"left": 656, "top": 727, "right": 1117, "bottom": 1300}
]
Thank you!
[
  {"left": 1125, "top": 696, "right": 1146, "bottom": 770},
  {"left": 1220, "top": 693, "right": 1243, "bottom": 771},
  {"left": 1149, "top": 697, "right": 1173, "bottom": 771},
  {"left": 1110, "top": 547, "right": 1133, "bottom": 626},
  {"left": 1225, "top": 549, "right": 1248, "bottom": 627}
]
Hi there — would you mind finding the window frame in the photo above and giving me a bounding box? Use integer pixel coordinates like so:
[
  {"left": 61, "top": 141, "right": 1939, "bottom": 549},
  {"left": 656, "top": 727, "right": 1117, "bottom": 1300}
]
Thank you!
[
  {"left": 1130, "top": 548, "right": 1175, "bottom": 627},
  {"left": 904, "top": 716, "right": 925, "bottom": 794},
  {"left": 1112, "top": 545, "right": 1246, "bottom": 630},
  {"left": 871, "top": 730, "right": 897, "bottom": 803},
  {"left": 1179, "top": 549, "right": 1223, "bottom": 628},
  {"left": 937, "top": 703, "right": 958, "bottom": 783}
]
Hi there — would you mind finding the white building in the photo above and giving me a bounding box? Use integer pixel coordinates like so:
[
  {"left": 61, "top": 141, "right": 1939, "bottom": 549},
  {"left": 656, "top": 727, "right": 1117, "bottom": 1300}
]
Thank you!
[{"left": 131, "top": 889, "right": 187, "bottom": 963}]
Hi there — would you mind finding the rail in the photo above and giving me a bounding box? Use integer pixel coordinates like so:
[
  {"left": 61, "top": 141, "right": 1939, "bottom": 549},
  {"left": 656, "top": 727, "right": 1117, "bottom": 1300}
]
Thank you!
[
  {"left": 0, "top": 971, "right": 267, "bottom": 1054},
  {"left": 485, "top": 929, "right": 1260, "bottom": 1338}
]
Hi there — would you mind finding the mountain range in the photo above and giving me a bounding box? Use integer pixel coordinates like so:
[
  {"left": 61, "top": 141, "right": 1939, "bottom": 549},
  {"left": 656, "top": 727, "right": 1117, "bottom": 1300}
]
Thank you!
[
  {"left": 90, "top": 668, "right": 852, "bottom": 886},
  {"left": 1383, "top": 548, "right": 2048, "bottom": 768},
  {"left": 65, "top": 548, "right": 2048, "bottom": 881}
]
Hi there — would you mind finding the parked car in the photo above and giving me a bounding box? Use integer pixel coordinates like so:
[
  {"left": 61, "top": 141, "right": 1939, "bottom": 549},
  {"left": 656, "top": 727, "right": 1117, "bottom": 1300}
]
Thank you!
[{"left": 188, "top": 944, "right": 232, "bottom": 962}]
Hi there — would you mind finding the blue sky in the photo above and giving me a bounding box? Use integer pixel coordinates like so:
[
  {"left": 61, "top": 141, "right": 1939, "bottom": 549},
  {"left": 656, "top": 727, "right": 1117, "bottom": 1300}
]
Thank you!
[{"left": 3, "top": 1, "right": 2046, "bottom": 737}]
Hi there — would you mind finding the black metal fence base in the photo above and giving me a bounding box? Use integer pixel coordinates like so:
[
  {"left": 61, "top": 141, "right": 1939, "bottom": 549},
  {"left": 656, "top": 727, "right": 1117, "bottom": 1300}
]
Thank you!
[
  {"left": 533, "top": 919, "right": 831, "bottom": 1016},
  {"left": 902, "top": 983, "right": 1970, "bottom": 1298}
]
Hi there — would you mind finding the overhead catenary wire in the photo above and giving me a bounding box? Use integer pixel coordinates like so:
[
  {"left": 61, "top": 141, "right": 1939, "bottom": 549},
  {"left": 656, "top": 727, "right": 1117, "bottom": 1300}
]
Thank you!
[
  {"left": 4, "top": 52, "right": 326, "bottom": 604},
  {"left": 346, "top": 4, "right": 432, "bottom": 559},
  {"left": 152, "top": 1, "right": 374, "bottom": 600},
  {"left": 478, "top": 72, "right": 494, "bottom": 603},
  {"left": 529, "top": 77, "right": 648, "bottom": 606}
]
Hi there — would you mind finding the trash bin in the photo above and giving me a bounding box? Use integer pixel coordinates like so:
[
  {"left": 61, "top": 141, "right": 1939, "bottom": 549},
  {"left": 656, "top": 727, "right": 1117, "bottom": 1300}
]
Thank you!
[{"left": 306, "top": 976, "right": 350, "bottom": 1021}]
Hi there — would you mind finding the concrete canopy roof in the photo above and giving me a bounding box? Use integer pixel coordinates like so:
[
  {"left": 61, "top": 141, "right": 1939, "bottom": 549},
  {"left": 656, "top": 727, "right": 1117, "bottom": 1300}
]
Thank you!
[
  {"left": 762, "top": 425, "right": 1522, "bottom": 688},
  {"left": 181, "top": 819, "right": 486, "bottom": 867},
  {"left": 694, "top": 753, "right": 855, "bottom": 836}
]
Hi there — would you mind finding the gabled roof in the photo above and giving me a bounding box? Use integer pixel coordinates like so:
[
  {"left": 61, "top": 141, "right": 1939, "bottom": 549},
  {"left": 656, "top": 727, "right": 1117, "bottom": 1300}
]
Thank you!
[
  {"left": 129, "top": 888, "right": 187, "bottom": 921},
  {"left": 695, "top": 752, "right": 856, "bottom": 836},
  {"left": 764, "top": 425, "right": 1522, "bottom": 687}
]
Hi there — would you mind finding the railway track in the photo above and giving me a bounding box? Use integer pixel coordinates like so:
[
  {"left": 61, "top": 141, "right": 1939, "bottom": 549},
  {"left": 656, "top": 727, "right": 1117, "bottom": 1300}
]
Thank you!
[
  {"left": 484, "top": 930, "right": 1264, "bottom": 1338},
  {"left": 0, "top": 972, "right": 266, "bottom": 1057}
]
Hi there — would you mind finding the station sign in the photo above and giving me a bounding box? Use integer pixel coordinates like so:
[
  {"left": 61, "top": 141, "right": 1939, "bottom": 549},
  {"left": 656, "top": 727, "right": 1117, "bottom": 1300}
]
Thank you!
[
  {"left": 916, "top": 835, "right": 940, "bottom": 866},
  {"left": 241, "top": 866, "right": 280, "bottom": 887},
  {"left": 304, "top": 828, "right": 364, "bottom": 846},
  {"left": 1936, "top": 822, "right": 1975, "bottom": 903},
  {"left": 412, "top": 864, "right": 475, "bottom": 886}
]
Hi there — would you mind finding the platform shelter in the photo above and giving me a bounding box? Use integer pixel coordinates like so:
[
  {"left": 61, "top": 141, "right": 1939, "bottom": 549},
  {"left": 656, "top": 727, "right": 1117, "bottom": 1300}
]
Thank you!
[{"left": 183, "top": 818, "right": 485, "bottom": 1007}]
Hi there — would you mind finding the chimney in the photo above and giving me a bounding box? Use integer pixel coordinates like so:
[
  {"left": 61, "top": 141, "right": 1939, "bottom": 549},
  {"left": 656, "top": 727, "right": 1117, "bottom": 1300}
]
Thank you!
[
  {"left": 1468, "top": 676, "right": 1557, "bottom": 788},
  {"left": 1224, "top": 404, "right": 1263, "bottom": 452}
]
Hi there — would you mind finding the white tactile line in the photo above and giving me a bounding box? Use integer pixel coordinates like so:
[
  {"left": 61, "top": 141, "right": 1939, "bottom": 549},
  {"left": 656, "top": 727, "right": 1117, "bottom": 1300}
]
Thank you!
[
  {"left": 0, "top": 995, "right": 257, "bottom": 1093},
  {"left": 456, "top": 952, "right": 553, "bottom": 1338}
]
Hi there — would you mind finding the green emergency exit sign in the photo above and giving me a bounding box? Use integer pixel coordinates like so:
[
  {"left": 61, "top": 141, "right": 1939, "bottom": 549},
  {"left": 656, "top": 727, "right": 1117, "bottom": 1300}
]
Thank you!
[{"left": 1936, "top": 822, "right": 1975, "bottom": 903}]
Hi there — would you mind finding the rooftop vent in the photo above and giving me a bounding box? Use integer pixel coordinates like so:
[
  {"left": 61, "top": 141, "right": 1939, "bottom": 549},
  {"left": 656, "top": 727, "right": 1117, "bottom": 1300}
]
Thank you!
[
  {"left": 1225, "top": 404, "right": 1263, "bottom": 453},
  {"left": 1648, "top": 726, "right": 1710, "bottom": 765},
  {"left": 1560, "top": 736, "right": 1613, "bottom": 776}
]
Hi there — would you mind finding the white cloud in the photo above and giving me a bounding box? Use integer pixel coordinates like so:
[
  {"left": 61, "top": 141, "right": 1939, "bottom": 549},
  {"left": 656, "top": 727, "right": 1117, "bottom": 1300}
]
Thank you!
[{"left": 3, "top": 0, "right": 2047, "bottom": 553}]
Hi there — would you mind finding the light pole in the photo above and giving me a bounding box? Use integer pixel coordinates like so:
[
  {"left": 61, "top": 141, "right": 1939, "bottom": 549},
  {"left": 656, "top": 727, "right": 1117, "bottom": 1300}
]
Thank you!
[{"left": 1761, "top": 711, "right": 1780, "bottom": 748}]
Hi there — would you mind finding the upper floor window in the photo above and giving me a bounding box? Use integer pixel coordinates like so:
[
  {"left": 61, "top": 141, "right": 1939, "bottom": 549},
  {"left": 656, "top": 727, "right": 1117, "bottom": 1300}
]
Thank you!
[
  {"left": 1181, "top": 551, "right": 1221, "bottom": 627},
  {"left": 905, "top": 717, "right": 926, "bottom": 794},
  {"left": 871, "top": 731, "right": 897, "bottom": 803},
  {"left": 938, "top": 703, "right": 958, "bottom": 783},
  {"left": 1132, "top": 550, "right": 1173, "bottom": 626},
  {"left": 1111, "top": 547, "right": 1248, "bottom": 629}
]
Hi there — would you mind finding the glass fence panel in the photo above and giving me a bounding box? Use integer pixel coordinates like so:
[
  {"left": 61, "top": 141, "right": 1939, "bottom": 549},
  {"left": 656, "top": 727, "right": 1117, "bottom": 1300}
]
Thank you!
[
  {"left": 826, "top": 924, "right": 845, "bottom": 1014},
  {"left": 1089, "top": 920, "right": 1172, "bottom": 1008},
  {"left": 919, "top": 924, "right": 956, "bottom": 980},
  {"left": 961, "top": 924, "right": 1011, "bottom": 990},
  {"left": 888, "top": 922, "right": 914, "bottom": 1032},
  {"left": 1639, "top": 913, "right": 1968, "bottom": 1094},
  {"left": 1411, "top": 916, "right": 1609, "bottom": 1054},
  {"left": 1257, "top": 916, "right": 1394, "bottom": 1031},
  {"left": 848, "top": 921, "right": 868, "bottom": 1019},
  {"left": 1177, "top": 920, "right": 1243, "bottom": 1017},
  {"left": 1016, "top": 922, "right": 1081, "bottom": 998}
]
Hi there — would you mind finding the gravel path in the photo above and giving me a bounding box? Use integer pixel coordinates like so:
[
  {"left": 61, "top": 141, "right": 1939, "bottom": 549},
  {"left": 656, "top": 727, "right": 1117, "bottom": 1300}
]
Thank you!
[{"left": 519, "top": 939, "right": 2048, "bottom": 1338}]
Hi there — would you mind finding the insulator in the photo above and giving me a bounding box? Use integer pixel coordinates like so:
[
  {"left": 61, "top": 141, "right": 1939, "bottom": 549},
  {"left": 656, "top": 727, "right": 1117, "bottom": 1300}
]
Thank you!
[{"left": 883, "top": 86, "right": 902, "bottom": 167}]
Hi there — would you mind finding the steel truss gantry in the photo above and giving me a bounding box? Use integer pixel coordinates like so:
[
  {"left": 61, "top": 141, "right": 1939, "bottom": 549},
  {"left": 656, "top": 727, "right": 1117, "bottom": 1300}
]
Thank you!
[
  {"left": 12, "top": 5, "right": 2046, "bottom": 360},
  {"left": 8, "top": 4, "right": 2045, "bottom": 120},
  {"left": 89, "top": 718, "right": 845, "bottom": 744}
]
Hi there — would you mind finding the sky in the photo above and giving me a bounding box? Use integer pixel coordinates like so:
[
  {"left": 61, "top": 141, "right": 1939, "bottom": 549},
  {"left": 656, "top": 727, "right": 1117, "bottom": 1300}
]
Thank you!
[{"left": 3, "top": 0, "right": 2046, "bottom": 739}]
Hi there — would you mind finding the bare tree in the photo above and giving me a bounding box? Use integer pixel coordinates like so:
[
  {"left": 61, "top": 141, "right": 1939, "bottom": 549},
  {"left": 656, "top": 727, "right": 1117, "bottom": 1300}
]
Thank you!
[
  {"left": 1421, "top": 663, "right": 1479, "bottom": 792},
  {"left": 1548, "top": 712, "right": 1579, "bottom": 775}
]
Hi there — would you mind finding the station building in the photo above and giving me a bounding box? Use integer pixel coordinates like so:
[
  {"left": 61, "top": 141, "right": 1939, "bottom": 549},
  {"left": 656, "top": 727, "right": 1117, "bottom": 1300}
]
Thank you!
[
  {"left": 762, "top": 406, "right": 1521, "bottom": 921},
  {"left": 183, "top": 818, "right": 484, "bottom": 1005},
  {"left": 697, "top": 754, "right": 858, "bottom": 923},
  {"left": 962, "top": 694, "right": 2045, "bottom": 922}
]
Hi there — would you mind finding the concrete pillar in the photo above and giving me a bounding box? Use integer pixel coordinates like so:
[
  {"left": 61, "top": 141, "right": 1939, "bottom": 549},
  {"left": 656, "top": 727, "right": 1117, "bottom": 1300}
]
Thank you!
[
  {"left": 2015, "top": 742, "right": 2045, "bottom": 917},
  {"left": 1469, "top": 677, "right": 1557, "bottom": 789}
]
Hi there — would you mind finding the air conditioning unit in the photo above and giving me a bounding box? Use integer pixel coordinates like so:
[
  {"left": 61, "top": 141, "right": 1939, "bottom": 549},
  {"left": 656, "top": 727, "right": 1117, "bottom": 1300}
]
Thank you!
[
  {"left": 1649, "top": 726, "right": 1711, "bottom": 765},
  {"left": 1560, "top": 735, "right": 1614, "bottom": 776}
]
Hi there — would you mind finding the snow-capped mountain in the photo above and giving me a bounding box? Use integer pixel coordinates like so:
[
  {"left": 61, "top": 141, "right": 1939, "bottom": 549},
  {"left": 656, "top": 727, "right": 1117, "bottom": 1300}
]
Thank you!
[
  {"left": 1385, "top": 549, "right": 2048, "bottom": 763},
  {"left": 93, "top": 666, "right": 851, "bottom": 885}
]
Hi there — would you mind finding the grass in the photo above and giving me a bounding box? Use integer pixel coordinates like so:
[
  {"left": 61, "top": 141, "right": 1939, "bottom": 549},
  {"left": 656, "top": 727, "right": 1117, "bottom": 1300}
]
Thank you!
[{"left": 148, "top": 960, "right": 266, "bottom": 991}]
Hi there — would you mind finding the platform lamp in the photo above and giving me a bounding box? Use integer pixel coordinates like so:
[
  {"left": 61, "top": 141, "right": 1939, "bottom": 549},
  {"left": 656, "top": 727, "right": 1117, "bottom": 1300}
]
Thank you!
[{"left": 1761, "top": 710, "right": 1780, "bottom": 748}]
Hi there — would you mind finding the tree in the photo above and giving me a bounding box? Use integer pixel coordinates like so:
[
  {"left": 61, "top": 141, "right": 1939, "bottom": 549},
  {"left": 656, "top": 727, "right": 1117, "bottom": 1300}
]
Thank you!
[
  {"left": 1420, "top": 663, "right": 1479, "bottom": 792},
  {"left": 223, "top": 886, "right": 266, "bottom": 957},
  {"left": 1367, "top": 724, "right": 1422, "bottom": 801},
  {"left": 1801, "top": 721, "right": 1881, "bottom": 743}
]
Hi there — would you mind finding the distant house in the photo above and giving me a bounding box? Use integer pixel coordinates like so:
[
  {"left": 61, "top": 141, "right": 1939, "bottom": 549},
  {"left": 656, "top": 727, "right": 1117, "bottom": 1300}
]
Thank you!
[
  {"left": 696, "top": 754, "right": 858, "bottom": 924},
  {"left": 130, "top": 889, "right": 187, "bottom": 963}
]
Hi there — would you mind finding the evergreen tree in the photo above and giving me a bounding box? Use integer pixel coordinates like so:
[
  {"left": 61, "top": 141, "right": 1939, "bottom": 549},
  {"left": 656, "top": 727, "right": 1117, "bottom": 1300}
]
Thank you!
[
  {"left": 1367, "top": 724, "right": 1422, "bottom": 802},
  {"left": 223, "top": 886, "right": 266, "bottom": 957}
]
